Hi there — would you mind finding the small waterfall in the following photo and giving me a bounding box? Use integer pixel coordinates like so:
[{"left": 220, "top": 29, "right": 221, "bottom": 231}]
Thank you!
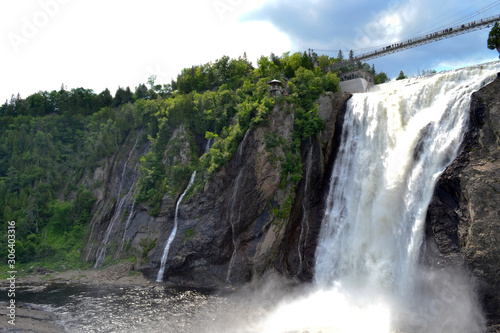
[
  {"left": 156, "top": 171, "right": 197, "bottom": 283},
  {"left": 226, "top": 130, "right": 250, "bottom": 283},
  {"left": 115, "top": 189, "right": 137, "bottom": 258},
  {"left": 94, "top": 190, "right": 133, "bottom": 268},
  {"left": 226, "top": 172, "right": 243, "bottom": 283},
  {"left": 95, "top": 131, "right": 141, "bottom": 268},
  {"left": 262, "top": 62, "right": 500, "bottom": 332},
  {"left": 294, "top": 138, "right": 313, "bottom": 277},
  {"left": 204, "top": 138, "right": 212, "bottom": 154}
]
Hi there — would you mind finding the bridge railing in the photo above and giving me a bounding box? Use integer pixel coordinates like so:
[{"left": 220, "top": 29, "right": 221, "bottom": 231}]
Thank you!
[{"left": 322, "top": 14, "right": 500, "bottom": 70}]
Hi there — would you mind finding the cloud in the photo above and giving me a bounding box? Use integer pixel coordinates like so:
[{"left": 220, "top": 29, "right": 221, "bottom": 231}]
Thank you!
[
  {"left": 242, "top": 0, "right": 385, "bottom": 51},
  {"left": 242, "top": 0, "right": 500, "bottom": 77},
  {"left": 0, "top": 0, "right": 290, "bottom": 101},
  {"left": 0, "top": 0, "right": 497, "bottom": 100}
]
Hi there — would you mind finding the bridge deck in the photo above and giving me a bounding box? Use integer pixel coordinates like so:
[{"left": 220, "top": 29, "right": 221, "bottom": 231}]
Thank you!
[{"left": 318, "top": 14, "right": 500, "bottom": 69}]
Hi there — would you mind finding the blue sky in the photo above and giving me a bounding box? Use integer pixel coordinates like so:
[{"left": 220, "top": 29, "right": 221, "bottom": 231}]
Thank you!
[
  {"left": 1, "top": 0, "right": 499, "bottom": 102},
  {"left": 244, "top": 0, "right": 500, "bottom": 77}
]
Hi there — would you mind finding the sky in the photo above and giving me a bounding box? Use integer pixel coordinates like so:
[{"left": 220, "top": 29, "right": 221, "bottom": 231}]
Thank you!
[{"left": 1, "top": 0, "right": 499, "bottom": 102}]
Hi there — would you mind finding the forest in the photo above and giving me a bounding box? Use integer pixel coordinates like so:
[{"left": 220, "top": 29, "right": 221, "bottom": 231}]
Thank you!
[{"left": 0, "top": 51, "right": 388, "bottom": 272}]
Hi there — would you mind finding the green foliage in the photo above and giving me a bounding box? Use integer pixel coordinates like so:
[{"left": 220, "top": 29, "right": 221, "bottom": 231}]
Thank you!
[
  {"left": 323, "top": 72, "right": 341, "bottom": 92},
  {"left": 271, "top": 194, "right": 295, "bottom": 224},
  {"left": 202, "top": 123, "right": 245, "bottom": 175},
  {"left": 264, "top": 132, "right": 282, "bottom": 151},
  {"left": 337, "top": 50, "right": 344, "bottom": 62},
  {"left": 0, "top": 50, "right": 342, "bottom": 268},
  {"left": 183, "top": 228, "right": 195, "bottom": 243},
  {"left": 317, "top": 54, "right": 333, "bottom": 68},
  {"left": 295, "top": 105, "right": 325, "bottom": 140},
  {"left": 396, "top": 70, "right": 407, "bottom": 80},
  {"left": 293, "top": 67, "right": 323, "bottom": 109},
  {"left": 374, "top": 72, "right": 390, "bottom": 84},
  {"left": 0, "top": 97, "right": 135, "bottom": 267},
  {"left": 139, "top": 238, "right": 157, "bottom": 260},
  {"left": 487, "top": 22, "right": 500, "bottom": 51}
]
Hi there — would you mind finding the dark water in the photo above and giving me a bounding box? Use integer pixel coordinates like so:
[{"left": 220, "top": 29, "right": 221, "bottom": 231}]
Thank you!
[{"left": 1, "top": 283, "right": 268, "bottom": 333}]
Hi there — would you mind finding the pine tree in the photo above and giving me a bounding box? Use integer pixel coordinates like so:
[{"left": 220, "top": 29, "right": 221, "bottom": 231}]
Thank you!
[
  {"left": 337, "top": 50, "right": 344, "bottom": 62},
  {"left": 396, "top": 70, "right": 407, "bottom": 80}
]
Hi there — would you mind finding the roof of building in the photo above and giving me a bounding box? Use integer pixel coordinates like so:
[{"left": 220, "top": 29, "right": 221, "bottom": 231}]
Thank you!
[{"left": 267, "top": 79, "right": 283, "bottom": 85}]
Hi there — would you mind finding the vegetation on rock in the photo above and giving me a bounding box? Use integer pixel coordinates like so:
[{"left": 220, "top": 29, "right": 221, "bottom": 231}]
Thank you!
[
  {"left": 0, "top": 51, "right": 380, "bottom": 270},
  {"left": 487, "top": 22, "right": 500, "bottom": 55}
]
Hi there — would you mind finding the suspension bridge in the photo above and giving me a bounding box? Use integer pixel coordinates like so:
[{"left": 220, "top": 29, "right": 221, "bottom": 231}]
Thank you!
[{"left": 312, "top": 13, "right": 500, "bottom": 69}]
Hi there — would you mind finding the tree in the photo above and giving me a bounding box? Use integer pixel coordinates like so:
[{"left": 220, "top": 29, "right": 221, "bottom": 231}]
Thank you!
[
  {"left": 337, "top": 50, "right": 344, "bottom": 62},
  {"left": 323, "top": 72, "right": 340, "bottom": 92},
  {"left": 317, "top": 55, "right": 331, "bottom": 68},
  {"left": 134, "top": 84, "right": 148, "bottom": 100},
  {"left": 396, "top": 70, "right": 407, "bottom": 80},
  {"left": 300, "top": 51, "right": 314, "bottom": 70},
  {"left": 487, "top": 22, "right": 500, "bottom": 58},
  {"left": 113, "top": 87, "right": 133, "bottom": 106},
  {"left": 27, "top": 92, "right": 52, "bottom": 116},
  {"left": 349, "top": 50, "right": 354, "bottom": 61},
  {"left": 98, "top": 88, "right": 113, "bottom": 107},
  {"left": 421, "top": 69, "right": 437, "bottom": 76},
  {"left": 270, "top": 52, "right": 282, "bottom": 69},
  {"left": 374, "top": 72, "right": 390, "bottom": 84},
  {"left": 147, "top": 75, "right": 157, "bottom": 89}
]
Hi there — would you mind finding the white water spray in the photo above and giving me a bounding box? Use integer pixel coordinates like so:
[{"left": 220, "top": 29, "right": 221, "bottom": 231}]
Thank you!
[
  {"left": 262, "top": 63, "right": 499, "bottom": 332},
  {"left": 156, "top": 171, "right": 197, "bottom": 282}
]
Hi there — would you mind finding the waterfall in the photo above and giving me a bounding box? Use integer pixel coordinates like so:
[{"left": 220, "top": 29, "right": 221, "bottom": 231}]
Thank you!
[
  {"left": 262, "top": 62, "right": 499, "bottom": 332},
  {"left": 295, "top": 138, "right": 313, "bottom": 277},
  {"left": 156, "top": 171, "right": 197, "bottom": 283},
  {"left": 115, "top": 189, "right": 137, "bottom": 258},
  {"left": 226, "top": 129, "right": 250, "bottom": 283},
  {"left": 204, "top": 138, "right": 212, "bottom": 154},
  {"left": 94, "top": 131, "right": 141, "bottom": 268},
  {"left": 226, "top": 171, "right": 242, "bottom": 283}
]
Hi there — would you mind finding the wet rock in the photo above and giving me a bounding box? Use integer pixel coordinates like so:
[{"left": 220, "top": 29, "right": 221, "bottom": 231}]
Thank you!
[
  {"left": 82, "top": 130, "right": 148, "bottom": 264},
  {"left": 426, "top": 73, "right": 500, "bottom": 325},
  {"left": 278, "top": 92, "right": 351, "bottom": 281},
  {"left": 147, "top": 92, "right": 351, "bottom": 287}
]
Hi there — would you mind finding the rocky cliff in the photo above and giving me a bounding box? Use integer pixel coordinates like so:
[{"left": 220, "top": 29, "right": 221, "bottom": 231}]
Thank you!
[
  {"left": 81, "top": 73, "right": 500, "bottom": 325},
  {"left": 82, "top": 91, "right": 351, "bottom": 287},
  {"left": 143, "top": 91, "right": 352, "bottom": 286},
  {"left": 426, "top": 73, "right": 500, "bottom": 326}
]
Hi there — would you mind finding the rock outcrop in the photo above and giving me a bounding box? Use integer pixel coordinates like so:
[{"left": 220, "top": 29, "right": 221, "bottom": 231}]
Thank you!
[
  {"left": 146, "top": 92, "right": 352, "bottom": 286},
  {"left": 81, "top": 72, "right": 500, "bottom": 326},
  {"left": 426, "top": 73, "right": 500, "bottom": 325},
  {"left": 82, "top": 131, "right": 150, "bottom": 265},
  {"left": 81, "top": 91, "right": 352, "bottom": 288}
]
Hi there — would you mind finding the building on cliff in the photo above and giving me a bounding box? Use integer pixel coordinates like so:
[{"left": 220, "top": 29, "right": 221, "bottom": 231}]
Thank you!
[
  {"left": 339, "top": 69, "right": 374, "bottom": 93},
  {"left": 268, "top": 79, "right": 287, "bottom": 97}
]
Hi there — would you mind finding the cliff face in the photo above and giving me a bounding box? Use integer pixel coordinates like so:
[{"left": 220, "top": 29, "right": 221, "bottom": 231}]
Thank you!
[
  {"left": 144, "top": 91, "right": 352, "bottom": 286},
  {"left": 82, "top": 131, "right": 152, "bottom": 265},
  {"left": 426, "top": 73, "right": 500, "bottom": 325},
  {"left": 82, "top": 91, "right": 351, "bottom": 287},
  {"left": 81, "top": 74, "right": 500, "bottom": 324}
]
